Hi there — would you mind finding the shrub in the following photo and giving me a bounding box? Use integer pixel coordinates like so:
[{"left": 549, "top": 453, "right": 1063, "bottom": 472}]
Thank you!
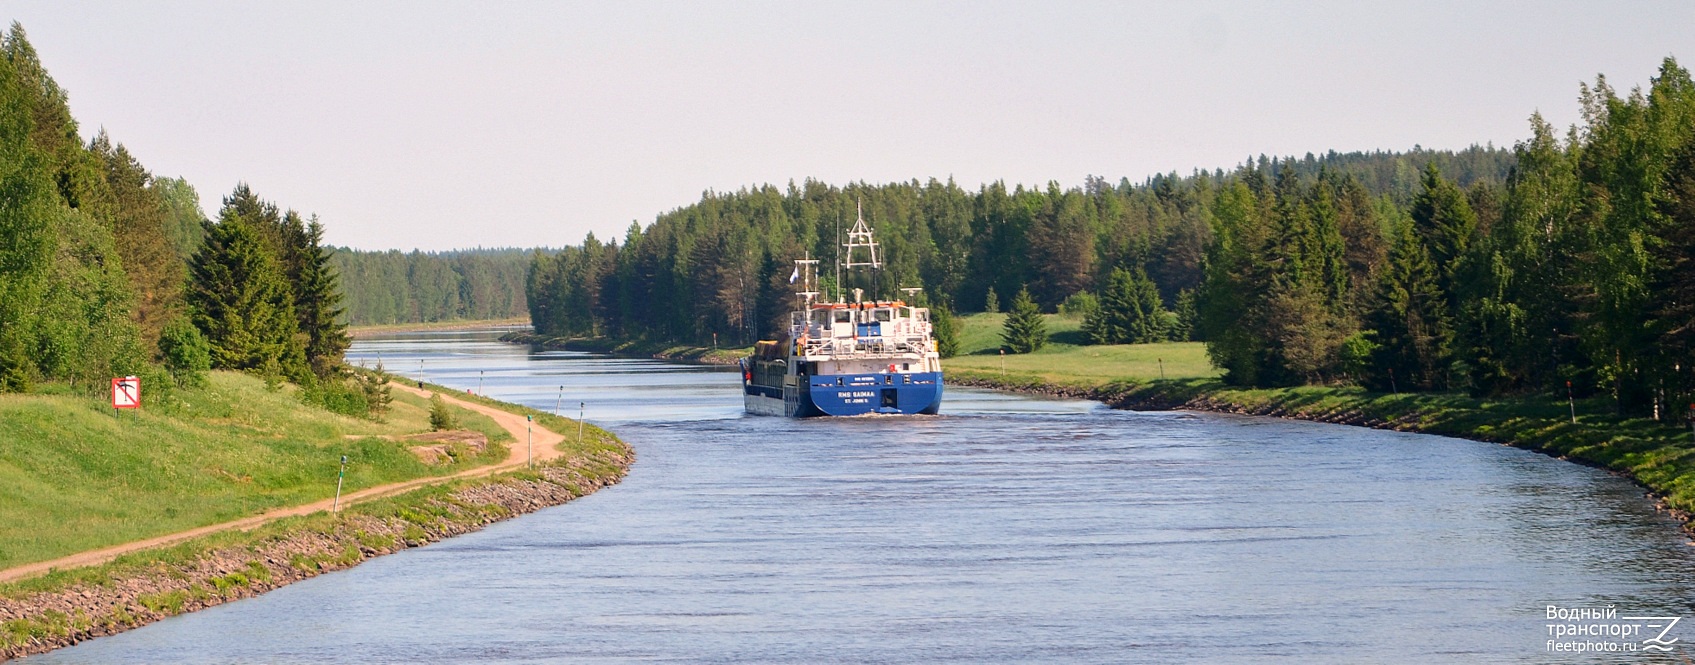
[
  {"left": 158, "top": 316, "right": 211, "bottom": 388},
  {"left": 429, "top": 394, "right": 458, "bottom": 431}
]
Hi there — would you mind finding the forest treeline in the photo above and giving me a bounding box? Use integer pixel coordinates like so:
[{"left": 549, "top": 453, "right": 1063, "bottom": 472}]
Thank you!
[
  {"left": 0, "top": 24, "right": 382, "bottom": 413},
  {"left": 332, "top": 248, "right": 533, "bottom": 325},
  {"left": 525, "top": 149, "right": 1509, "bottom": 342},
  {"left": 527, "top": 57, "right": 1695, "bottom": 420}
]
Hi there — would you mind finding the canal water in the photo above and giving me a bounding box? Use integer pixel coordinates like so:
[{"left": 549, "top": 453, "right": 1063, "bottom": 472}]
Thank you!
[{"left": 29, "top": 330, "right": 1695, "bottom": 663}]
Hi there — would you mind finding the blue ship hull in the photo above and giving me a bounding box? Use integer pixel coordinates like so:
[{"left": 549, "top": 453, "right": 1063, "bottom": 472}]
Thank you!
[{"left": 745, "top": 371, "right": 944, "bottom": 417}]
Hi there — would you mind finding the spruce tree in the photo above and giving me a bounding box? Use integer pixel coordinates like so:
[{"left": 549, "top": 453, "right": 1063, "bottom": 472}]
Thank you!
[
  {"left": 1086, "top": 267, "right": 1169, "bottom": 344},
  {"left": 294, "top": 217, "right": 349, "bottom": 375},
  {"left": 930, "top": 303, "right": 961, "bottom": 358},
  {"left": 1650, "top": 137, "right": 1695, "bottom": 400},
  {"left": 1001, "top": 287, "right": 1046, "bottom": 353},
  {"left": 1410, "top": 163, "right": 1478, "bottom": 298},
  {"left": 1367, "top": 221, "right": 1453, "bottom": 391},
  {"left": 983, "top": 286, "right": 999, "bottom": 313},
  {"left": 186, "top": 211, "right": 306, "bottom": 375}
]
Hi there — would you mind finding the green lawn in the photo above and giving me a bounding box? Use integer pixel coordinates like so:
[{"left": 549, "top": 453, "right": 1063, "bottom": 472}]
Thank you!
[
  {"left": 0, "top": 371, "right": 510, "bottom": 569},
  {"left": 944, "top": 313, "right": 1218, "bottom": 386}
]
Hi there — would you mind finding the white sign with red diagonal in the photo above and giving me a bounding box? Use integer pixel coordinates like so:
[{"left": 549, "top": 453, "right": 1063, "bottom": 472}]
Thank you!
[{"left": 112, "top": 376, "right": 140, "bottom": 409}]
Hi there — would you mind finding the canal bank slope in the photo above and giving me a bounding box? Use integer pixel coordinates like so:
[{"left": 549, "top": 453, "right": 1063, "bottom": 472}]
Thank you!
[{"left": 0, "top": 383, "right": 632, "bottom": 661}]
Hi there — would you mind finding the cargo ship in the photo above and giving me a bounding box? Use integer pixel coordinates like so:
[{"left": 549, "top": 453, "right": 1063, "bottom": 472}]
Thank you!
[{"left": 740, "top": 207, "right": 943, "bottom": 417}]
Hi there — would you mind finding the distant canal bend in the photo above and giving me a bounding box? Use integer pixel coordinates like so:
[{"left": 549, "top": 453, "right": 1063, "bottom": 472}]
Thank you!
[{"left": 27, "top": 329, "right": 1695, "bottom": 664}]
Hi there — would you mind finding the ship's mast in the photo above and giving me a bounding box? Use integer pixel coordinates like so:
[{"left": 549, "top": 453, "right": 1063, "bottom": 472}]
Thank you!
[
  {"left": 843, "top": 199, "right": 882, "bottom": 299},
  {"left": 793, "top": 252, "right": 819, "bottom": 308}
]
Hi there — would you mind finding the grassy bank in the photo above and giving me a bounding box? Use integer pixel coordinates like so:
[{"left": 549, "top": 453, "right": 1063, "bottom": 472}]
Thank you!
[
  {"left": 0, "top": 372, "right": 511, "bottom": 570},
  {"left": 348, "top": 317, "right": 530, "bottom": 338},
  {"left": 946, "top": 313, "right": 1216, "bottom": 386},
  {"left": 0, "top": 383, "right": 631, "bottom": 660},
  {"left": 502, "top": 331, "right": 749, "bottom": 365},
  {"left": 947, "top": 314, "right": 1695, "bottom": 521}
]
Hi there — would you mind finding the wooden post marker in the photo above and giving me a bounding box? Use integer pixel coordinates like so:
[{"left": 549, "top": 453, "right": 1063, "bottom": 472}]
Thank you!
[
  {"left": 1567, "top": 381, "right": 1577, "bottom": 424},
  {"left": 332, "top": 455, "right": 348, "bottom": 513}
]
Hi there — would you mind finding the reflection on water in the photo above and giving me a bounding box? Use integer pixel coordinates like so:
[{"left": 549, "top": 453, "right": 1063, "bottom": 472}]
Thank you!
[{"left": 28, "top": 330, "right": 1695, "bottom": 664}]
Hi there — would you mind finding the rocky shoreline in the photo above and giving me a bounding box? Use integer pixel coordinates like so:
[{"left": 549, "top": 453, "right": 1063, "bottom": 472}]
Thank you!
[{"left": 0, "top": 446, "right": 632, "bottom": 661}]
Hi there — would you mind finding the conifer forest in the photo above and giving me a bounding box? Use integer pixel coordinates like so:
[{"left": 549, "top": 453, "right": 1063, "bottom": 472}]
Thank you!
[{"left": 527, "top": 58, "right": 1695, "bottom": 420}]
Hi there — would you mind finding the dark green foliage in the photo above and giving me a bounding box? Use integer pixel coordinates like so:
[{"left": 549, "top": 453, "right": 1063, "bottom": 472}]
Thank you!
[
  {"left": 1650, "top": 134, "right": 1695, "bottom": 406},
  {"left": 293, "top": 218, "right": 349, "bottom": 375},
  {"left": 1409, "top": 163, "right": 1478, "bottom": 302},
  {"left": 335, "top": 248, "right": 532, "bottom": 325},
  {"left": 158, "top": 315, "right": 211, "bottom": 387},
  {"left": 1001, "top": 287, "right": 1046, "bottom": 353},
  {"left": 1171, "top": 289, "right": 1198, "bottom": 342},
  {"left": 931, "top": 304, "right": 961, "bottom": 358},
  {"left": 1366, "top": 222, "right": 1453, "bottom": 390},
  {"left": 429, "top": 394, "right": 458, "bottom": 431},
  {"left": 1085, "top": 267, "right": 1169, "bottom": 345},
  {"left": 523, "top": 154, "right": 1511, "bottom": 348},
  {"left": 186, "top": 210, "right": 306, "bottom": 375}
]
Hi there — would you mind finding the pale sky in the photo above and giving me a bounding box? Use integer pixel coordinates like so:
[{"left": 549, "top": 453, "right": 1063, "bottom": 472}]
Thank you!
[{"left": 8, "top": 2, "right": 1693, "bottom": 251}]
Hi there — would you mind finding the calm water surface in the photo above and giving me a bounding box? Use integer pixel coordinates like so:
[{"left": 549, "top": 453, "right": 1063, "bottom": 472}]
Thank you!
[{"left": 30, "top": 330, "right": 1695, "bottom": 663}]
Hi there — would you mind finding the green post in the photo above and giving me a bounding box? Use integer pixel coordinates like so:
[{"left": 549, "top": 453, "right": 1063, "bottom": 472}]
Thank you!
[
  {"left": 1158, "top": 358, "right": 1165, "bottom": 380},
  {"left": 332, "top": 455, "right": 348, "bottom": 513},
  {"left": 527, "top": 415, "right": 533, "bottom": 469},
  {"left": 577, "top": 402, "right": 586, "bottom": 445}
]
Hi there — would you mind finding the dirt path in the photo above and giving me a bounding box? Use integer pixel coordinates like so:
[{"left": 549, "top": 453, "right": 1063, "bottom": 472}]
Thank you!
[{"left": 0, "top": 386, "right": 565, "bottom": 584}]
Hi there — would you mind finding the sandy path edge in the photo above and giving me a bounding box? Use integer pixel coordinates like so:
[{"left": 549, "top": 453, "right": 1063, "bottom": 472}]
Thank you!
[{"left": 0, "top": 385, "right": 564, "bottom": 584}]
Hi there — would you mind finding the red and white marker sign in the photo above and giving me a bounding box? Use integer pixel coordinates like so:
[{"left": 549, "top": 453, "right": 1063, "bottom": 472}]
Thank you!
[{"left": 111, "top": 376, "right": 140, "bottom": 409}]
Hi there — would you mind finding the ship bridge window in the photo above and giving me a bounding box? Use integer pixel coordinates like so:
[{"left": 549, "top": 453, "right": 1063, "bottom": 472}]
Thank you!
[
  {"left": 873, "top": 308, "right": 892, "bottom": 322},
  {"left": 834, "top": 310, "right": 852, "bottom": 324},
  {"left": 811, "top": 310, "right": 829, "bottom": 326}
]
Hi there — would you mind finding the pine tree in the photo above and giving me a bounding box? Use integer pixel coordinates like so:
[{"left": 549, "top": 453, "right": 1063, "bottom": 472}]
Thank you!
[
  {"left": 983, "top": 286, "right": 999, "bottom": 313},
  {"left": 1001, "top": 287, "right": 1046, "bottom": 353},
  {"left": 186, "top": 211, "right": 306, "bottom": 375}
]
